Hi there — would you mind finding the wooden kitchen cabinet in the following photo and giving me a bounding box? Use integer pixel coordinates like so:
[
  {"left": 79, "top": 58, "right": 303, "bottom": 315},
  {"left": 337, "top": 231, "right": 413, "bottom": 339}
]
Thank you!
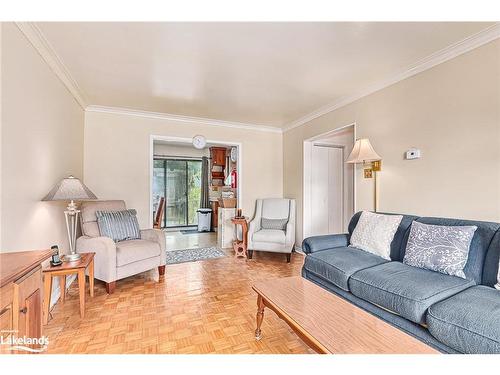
[
  {"left": 210, "top": 147, "right": 226, "bottom": 166},
  {"left": 0, "top": 249, "right": 53, "bottom": 353}
]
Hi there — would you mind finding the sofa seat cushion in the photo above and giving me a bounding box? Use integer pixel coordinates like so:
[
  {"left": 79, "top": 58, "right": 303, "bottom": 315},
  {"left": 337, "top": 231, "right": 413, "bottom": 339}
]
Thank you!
[
  {"left": 303, "top": 247, "right": 388, "bottom": 291},
  {"left": 427, "top": 286, "right": 500, "bottom": 354},
  {"left": 349, "top": 262, "right": 474, "bottom": 324},
  {"left": 116, "top": 239, "right": 161, "bottom": 267},
  {"left": 252, "top": 229, "right": 286, "bottom": 244}
]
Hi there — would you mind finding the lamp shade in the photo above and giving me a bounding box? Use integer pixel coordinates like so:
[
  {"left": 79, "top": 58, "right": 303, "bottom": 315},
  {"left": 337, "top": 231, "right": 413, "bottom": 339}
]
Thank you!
[
  {"left": 42, "top": 175, "right": 97, "bottom": 201},
  {"left": 346, "top": 138, "right": 381, "bottom": 164}
]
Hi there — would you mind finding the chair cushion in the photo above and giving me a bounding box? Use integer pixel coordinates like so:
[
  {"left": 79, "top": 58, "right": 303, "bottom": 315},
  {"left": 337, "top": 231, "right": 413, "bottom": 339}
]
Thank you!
[
  {"left": 303, "top": 247, "right": 388, "bottom": 291},
  {"left": 96, "top": 209, "right": 141, "bottom": 242},
  {"left": 80, "top": 200, "right": 127, "bottom": 237},
  {"left": 261, "top": 199, "right": 291, "bottom": 219},
  {"left": 427, "top": 286, "right": 500, "bottom": 354},
  {"left": 116, "top": 239, "right": 161, "bottom": 267},
  {"left": 252, "top": 229, "right": 286, "bottom": 244},
  {"left": 261, "top": 217, "right": 288, "bottom": 231},
  {"left": 349, "top": 262, "right": 474, "bottom": 324}
]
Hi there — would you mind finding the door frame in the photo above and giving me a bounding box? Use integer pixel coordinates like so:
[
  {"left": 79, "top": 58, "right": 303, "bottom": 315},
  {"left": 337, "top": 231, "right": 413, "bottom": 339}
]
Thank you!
[
  {"left": 149, "top": 135, "right": 243, "bottom": 228},
  {"left": 303, "top": 123, "right": 356, "bottom": 239}
]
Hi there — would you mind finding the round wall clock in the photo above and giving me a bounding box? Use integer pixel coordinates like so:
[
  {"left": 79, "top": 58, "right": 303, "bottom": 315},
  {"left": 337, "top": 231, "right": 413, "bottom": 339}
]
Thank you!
[{"left": 192, "top": 135, "right": 206, "bottom": 149}]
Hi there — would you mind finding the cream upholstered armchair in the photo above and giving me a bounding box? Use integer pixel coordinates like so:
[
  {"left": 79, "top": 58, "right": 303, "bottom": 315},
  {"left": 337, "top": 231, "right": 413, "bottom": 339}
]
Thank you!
[
  {"left": 247, "top": 198, "right": 296, "bottom": 262},
  {"left": 76, "top": 200, "right": 166, "bottom": 293}
]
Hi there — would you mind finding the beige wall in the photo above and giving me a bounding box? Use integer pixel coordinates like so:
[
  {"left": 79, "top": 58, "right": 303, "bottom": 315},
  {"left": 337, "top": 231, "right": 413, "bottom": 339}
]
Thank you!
[
  {"left": 1, "top": 23, "right": 84, "bottom": 252},
  {"left": 284, "top": 39, "right": 500, "bottom": 245},
  {"left": 84, "top": 111, "right": 283, "bottom": 228}
]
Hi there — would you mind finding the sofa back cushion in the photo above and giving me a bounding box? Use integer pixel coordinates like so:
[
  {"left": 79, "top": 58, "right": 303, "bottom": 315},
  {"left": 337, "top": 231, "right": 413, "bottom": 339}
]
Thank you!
[
  {"left": 80, "top": 200, "right": 127, "bottom": 237},
  {"left": 411, "top": 217, "right": 500, "bottom": 284},
  {"left": 348, "top": 211, "right": 418, "bottom": 261},
  {"left": 482, "top": 230, "right": 500, "bottom": 287}
]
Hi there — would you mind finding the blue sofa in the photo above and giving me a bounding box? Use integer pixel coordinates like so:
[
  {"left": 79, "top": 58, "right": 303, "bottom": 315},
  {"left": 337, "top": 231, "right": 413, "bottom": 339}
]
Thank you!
[{"left": 301, "top": 212, "right": 500, "bottom": 354}]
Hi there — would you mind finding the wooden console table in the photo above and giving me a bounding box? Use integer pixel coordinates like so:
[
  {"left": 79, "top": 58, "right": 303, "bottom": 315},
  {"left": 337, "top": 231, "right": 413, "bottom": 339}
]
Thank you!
[
  {"left": 0, "top": 249, "right": 54, "bottom": 353},
  {"left": 42, "top": 252, "right": 95, "bottom": 324}
]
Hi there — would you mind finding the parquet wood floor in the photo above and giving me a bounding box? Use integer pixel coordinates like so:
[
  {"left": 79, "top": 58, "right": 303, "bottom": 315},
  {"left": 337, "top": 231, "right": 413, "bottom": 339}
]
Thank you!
[{"left": 43, "top": 250, "right": 314, "bottom": 354}]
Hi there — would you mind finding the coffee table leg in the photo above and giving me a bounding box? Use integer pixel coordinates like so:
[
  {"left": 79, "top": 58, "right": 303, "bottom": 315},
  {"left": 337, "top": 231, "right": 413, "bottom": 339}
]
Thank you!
[{"left": 255, "top": 294, "right": 265, "bottom": 341}]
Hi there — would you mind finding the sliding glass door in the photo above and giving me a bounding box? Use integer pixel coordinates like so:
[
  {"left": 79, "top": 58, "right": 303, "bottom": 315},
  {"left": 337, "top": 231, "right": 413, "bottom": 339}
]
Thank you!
[{"left": 152, "top": 159, "right": 202, "bottom": 228}]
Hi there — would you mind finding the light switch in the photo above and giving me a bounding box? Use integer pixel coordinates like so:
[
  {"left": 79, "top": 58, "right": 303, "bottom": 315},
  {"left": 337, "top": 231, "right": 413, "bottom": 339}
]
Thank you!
[{"left": 405, "top": 148, "right": 421, "bottom": 160}]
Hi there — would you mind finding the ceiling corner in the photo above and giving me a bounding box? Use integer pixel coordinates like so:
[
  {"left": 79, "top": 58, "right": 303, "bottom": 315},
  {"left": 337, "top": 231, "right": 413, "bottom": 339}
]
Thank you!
[{"left": 15, "top": 22, "right": 88, "bottom": 109}]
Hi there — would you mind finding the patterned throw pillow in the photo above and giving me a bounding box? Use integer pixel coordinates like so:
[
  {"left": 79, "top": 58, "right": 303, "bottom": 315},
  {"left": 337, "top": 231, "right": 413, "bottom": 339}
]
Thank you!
[
  {"left": 261, "top": 217, "right": 288, "bottom": 231},
  {"left": 403, "top": 221, "right": 477, "bottom": 279},
  {"left": 96, "top": 209, "right": 141, "bottom": 242},
  {"left": 349, "top": 211, "right": 403, "bottom": 260}
]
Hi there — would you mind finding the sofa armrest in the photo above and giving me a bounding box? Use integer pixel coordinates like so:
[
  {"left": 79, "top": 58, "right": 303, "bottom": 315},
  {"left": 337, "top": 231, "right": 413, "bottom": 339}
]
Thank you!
[
  {"left": 140, "top": 229, "right": 166, "bottom": 265},
  {"left": 76, "top": 235, "right": 117, "bottom": 282},
  {"left": 301, "top": 233, "right": 350, "bottom": 254}
]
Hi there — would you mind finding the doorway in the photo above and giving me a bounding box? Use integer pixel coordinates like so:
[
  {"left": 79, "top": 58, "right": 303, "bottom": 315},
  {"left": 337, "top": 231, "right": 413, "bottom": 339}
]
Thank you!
[
  {"left": 303, "top": 124, "right": 355, "bottom": 239},
  {"left": 150, "top": 135, "right": 243, "bottom": 235},
  {"left": 153, "top": 158, "right": 202, "bottom": 228}
]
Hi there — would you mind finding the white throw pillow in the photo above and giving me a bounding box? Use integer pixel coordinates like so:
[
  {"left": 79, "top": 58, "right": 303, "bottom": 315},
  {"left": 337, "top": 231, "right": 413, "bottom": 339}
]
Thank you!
[
  {"left": 349, "top": 211, "right": 403, "bottom": 260},
  {"left": 496, "top": 265, "right": 500, "bottom": 290}
]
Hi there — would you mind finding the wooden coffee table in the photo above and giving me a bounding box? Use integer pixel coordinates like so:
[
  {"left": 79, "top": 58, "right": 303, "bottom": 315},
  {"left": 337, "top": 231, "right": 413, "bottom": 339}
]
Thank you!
[{"left": 252, "top": 276, "right": 439, "bottom": 354}]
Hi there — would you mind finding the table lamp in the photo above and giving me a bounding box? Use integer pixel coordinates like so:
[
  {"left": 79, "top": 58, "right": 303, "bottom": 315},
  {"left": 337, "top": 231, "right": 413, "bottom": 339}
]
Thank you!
[
  {"left": 42, "top": 175, "right": 98, "bottom": 262},
  {"left": 346, "top": 138, "right": 382, "bottom": 212}
]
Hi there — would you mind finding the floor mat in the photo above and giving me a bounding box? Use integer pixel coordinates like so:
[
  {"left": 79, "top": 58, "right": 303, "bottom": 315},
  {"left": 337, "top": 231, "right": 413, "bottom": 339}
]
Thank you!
[{"left": 166, "top": 247, "right": 226, "bottom": 264}]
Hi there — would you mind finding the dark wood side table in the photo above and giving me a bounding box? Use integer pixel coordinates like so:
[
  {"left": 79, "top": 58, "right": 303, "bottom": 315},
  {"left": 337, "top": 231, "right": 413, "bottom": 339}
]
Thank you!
[
  {"left": 231, "top": 217, "right": 248, "bottom": 258},
  {"left": 42, "top": 252, "right": 95, "bottom": 324}
]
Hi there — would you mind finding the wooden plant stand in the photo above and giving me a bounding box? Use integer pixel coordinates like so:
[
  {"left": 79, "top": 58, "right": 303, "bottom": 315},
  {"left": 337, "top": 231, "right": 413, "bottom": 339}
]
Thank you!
[{"left": 231, "top": 217, "right": 248, "bottom": 258}]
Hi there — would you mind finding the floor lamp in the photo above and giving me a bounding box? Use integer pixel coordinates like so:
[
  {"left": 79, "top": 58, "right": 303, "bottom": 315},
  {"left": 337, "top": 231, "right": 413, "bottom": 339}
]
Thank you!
[
  {"left": 346, "top": 138, "right": 382, "bottom": 212},
  {"left": 42, "top": 175, "right": 98, "bottom": 262}
]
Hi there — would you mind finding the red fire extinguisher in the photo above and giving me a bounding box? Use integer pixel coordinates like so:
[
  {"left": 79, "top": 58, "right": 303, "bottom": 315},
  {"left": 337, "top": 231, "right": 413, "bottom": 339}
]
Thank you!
[{"left": 231, "top": 169, "right": 237, "bottom": 189}]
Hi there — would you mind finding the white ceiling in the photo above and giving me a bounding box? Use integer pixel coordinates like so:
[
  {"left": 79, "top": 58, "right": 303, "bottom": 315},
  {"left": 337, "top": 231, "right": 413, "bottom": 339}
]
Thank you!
[{"left": 36, "top": 22, "right": 495, "bottom": 128}]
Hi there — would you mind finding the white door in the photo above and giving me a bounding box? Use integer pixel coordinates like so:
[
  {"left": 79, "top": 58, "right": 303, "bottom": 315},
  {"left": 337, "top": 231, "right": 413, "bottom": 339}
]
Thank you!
[{"left": 310, "top": 145, "right": 344, "bottom": 235}]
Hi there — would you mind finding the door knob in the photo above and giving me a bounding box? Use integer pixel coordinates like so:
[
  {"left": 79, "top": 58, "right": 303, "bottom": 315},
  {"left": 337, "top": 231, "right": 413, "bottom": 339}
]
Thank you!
[{"left": 19, "top": 307, "right": 27, "bottom": 314}]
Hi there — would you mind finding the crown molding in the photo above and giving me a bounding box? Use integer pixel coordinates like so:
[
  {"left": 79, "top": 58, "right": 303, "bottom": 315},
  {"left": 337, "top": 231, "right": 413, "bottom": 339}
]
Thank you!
[
  {"left": 85, "top": 105, "right": 284, "bottom": 133},
  {"left": 284, "top": 23, "right": 500, "bottom": 132},
  {"left": 15, "top": 22, "right": 87, "bottom": 108}
]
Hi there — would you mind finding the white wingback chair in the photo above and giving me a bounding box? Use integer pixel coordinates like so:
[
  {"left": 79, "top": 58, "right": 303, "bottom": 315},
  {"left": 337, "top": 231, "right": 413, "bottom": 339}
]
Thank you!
[
  {"left": 247, "top": 198, "right": 296, "bottom": 262},
  {"left": 76, "top": 200, "right": 166, "bottom": 293}
]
